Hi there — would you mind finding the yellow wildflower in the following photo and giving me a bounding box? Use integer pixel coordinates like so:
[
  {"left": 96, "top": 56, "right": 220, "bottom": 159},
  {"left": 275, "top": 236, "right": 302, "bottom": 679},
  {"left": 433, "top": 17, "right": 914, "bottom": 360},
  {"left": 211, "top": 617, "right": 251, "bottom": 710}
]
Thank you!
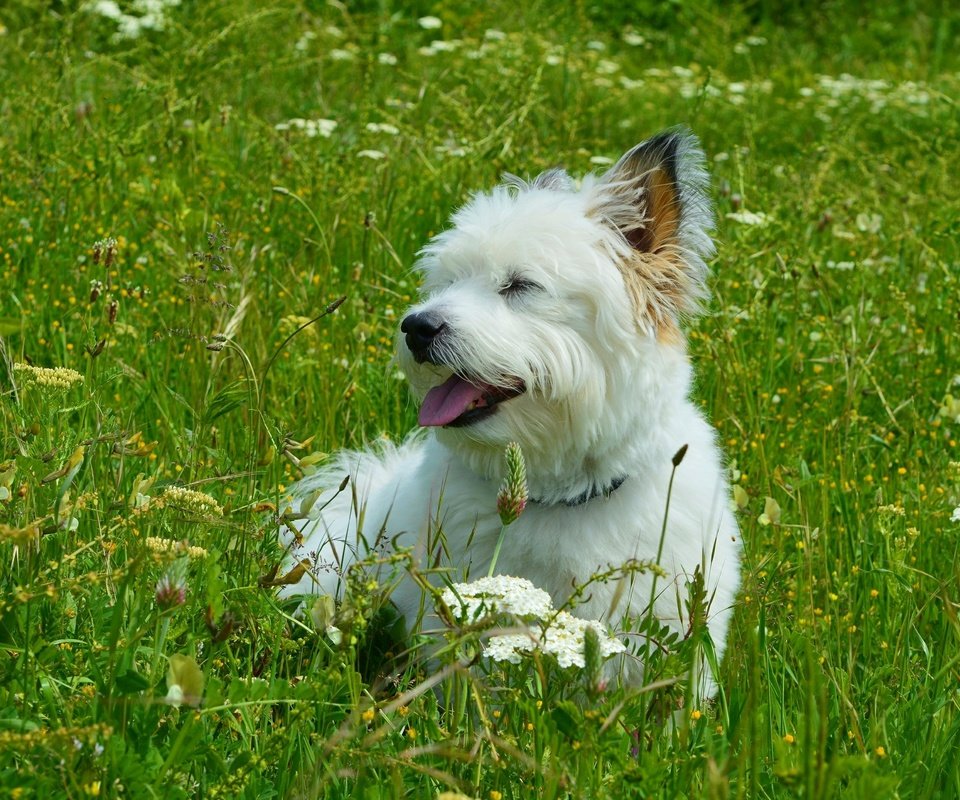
[{"left": 758, "top": 497, "right": 781, "bottom": 526}]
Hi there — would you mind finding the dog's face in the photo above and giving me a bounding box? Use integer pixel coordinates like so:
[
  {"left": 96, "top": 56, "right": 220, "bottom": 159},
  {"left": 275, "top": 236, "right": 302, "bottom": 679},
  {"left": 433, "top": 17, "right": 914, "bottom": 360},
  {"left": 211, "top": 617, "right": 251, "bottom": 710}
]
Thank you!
[{"left": 396, "top": 129, "right": 715, "bottom": 471}]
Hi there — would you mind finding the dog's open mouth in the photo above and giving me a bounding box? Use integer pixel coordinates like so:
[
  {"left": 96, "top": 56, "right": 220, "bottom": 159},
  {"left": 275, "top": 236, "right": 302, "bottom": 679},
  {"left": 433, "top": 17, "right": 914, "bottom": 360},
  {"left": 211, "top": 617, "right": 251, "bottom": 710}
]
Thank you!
[{"left": 418, "top": 374, "right": 526, "bottom": 428}]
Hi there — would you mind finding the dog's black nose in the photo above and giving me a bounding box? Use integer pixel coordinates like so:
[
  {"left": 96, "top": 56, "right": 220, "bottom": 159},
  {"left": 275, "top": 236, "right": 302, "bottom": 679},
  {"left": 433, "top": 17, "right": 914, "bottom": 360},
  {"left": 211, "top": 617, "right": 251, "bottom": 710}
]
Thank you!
[{"left": 401, "top": 312, "right": 446, "bottom": 363}]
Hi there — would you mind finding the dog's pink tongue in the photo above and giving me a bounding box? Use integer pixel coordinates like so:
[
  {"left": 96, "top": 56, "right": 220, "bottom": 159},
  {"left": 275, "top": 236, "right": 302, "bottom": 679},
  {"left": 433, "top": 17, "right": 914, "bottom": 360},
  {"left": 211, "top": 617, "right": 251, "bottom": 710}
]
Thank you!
[{"left": 419, "top": 375, "right": 486, "bottom": 427}]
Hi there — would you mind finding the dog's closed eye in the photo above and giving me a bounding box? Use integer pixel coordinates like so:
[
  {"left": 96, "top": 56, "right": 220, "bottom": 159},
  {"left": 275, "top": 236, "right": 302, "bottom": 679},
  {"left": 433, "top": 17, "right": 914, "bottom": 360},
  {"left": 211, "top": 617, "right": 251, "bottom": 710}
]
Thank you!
[{"left": 498, "top": 274, "right": 542, "bottom": 298}]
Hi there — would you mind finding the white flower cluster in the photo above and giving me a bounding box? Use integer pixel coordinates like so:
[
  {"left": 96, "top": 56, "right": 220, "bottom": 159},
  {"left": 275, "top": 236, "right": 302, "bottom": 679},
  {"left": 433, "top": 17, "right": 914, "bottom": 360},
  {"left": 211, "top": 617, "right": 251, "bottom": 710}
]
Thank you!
[
  {"left": 145, "top": 536, "right": 207, "bottom": 559},
  {"left": 274, "top": 118, "right": 337, "bottom": 138},
  {"left": 726, "top": 210, "right": 772, "bottom": 227},
  {"left": 441, "top": 575, "right": 553, "bottom": 621},
  {"left": 365, "top": 122, "right": 399, "bottom": 136},
  {"left": 485, "top": 611, "right": 626, "bottom": 668},
  {"left": 14, "top": 363, "right": 84, "bottom": 392},
  {"left": 161, "top": 486, "right": 223, "bottom": 517},
  {"left": 86, "top": 0, "right": 181, "bottom": 40},
  {"left": 441, "top": 575, "right": 625, "bottom": 669}
]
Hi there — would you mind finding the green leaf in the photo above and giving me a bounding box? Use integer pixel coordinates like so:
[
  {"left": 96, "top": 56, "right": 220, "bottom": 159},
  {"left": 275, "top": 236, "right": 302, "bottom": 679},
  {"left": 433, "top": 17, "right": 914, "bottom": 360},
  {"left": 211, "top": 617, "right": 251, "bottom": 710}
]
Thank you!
[
  {"left": 550, "top": 700, "right": 581, "bottom": 739},
  {"left": 0, "top": 716, "right": 39, "bottom": 732},
  {"left": 115, "top": 669, "right": 152, "bottom": 695},
  {"left": 202, "top": 380, "right": 248, "bottom": 423}
]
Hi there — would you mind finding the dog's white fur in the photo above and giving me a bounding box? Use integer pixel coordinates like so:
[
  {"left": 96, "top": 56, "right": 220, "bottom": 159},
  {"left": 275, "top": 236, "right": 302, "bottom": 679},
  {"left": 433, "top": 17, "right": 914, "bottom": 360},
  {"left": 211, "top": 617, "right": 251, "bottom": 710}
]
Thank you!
[{"left": 280, "top": 129, "right": 740, "bottom": 689}]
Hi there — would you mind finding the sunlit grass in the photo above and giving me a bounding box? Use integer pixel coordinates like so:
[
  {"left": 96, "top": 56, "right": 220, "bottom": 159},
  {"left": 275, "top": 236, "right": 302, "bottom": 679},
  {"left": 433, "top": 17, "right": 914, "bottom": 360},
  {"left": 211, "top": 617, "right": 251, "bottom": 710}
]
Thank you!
[{"left": 1, "top": 1, "right": 958, "bottom": 797}]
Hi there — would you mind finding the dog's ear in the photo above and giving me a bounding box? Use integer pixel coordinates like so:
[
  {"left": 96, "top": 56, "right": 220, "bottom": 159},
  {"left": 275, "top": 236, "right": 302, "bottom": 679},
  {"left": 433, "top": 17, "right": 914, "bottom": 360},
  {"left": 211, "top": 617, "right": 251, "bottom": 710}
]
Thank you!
[{"left": 589, "top": 128, "right": 715, "bottom": 334}]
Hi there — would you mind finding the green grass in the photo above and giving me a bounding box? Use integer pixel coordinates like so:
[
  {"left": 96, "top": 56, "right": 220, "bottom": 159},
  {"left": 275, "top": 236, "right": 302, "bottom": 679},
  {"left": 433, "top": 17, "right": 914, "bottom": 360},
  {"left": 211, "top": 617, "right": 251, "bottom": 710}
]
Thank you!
[{"left": 1, "top": 0, "right": 959, "bottom": 797}]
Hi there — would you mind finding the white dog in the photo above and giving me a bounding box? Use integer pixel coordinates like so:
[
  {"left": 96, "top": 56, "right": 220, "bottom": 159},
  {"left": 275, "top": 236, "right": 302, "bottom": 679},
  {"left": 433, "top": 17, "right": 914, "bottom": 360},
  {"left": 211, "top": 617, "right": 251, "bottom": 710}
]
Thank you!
[{"left": 280, "top": 128, "right": 740, "bottom": 689}]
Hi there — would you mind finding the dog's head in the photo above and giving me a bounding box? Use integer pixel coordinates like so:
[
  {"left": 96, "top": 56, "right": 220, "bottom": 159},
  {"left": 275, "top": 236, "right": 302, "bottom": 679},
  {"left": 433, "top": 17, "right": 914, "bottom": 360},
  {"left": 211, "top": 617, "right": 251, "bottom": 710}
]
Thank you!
[{"left": 397, "top": 128, "right": 715, "bottom": 484}]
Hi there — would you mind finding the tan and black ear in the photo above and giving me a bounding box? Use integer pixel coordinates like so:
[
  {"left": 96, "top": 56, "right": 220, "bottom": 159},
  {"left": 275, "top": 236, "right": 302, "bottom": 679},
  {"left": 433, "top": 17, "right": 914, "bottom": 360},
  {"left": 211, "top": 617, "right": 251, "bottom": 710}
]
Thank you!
[{"left": 589, "top": 128, "right": 715, "bottom": 333}]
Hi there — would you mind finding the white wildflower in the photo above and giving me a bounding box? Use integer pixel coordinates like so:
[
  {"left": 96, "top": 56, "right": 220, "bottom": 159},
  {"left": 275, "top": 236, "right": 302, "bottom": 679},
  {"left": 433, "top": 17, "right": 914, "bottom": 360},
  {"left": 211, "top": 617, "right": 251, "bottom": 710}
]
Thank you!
[
  {"left": 145, "top": 536, "right": 207, "bottom": 559},
  {"left": 441, "top": 576, "right": 625, "bottom": 670},
  {"left": 276, "top": 118, "right": 337, "bottom": 138},
  {"left": 85, "top": 0, "right": 181, "bottom": 40},
  {"left": 311, "top": 119, "right": 337, "bottom": 138},
  {"left": 442, "top": 575, "right": 553, "bottom": 622},
  {"left": 417, "top": 15, "right": 442, "bottom": 30},
  {"left": 435, "top": 143, "right": 467, "bottom": 158},
  {"left": 295, "top": 30, "right": 316, "bottom": 52},
  {"left": 543, "top": 612, "right": 626, "bottom": 667},
  {"left": 377, "top": 52, "right": 397, "bottom": 65},
  {"left": 13, "top": 363, "right": 84, "bottom": 392},
  {"left": 365, "top": 122, "right": 399, "bottom": 135},
  {"left": 89, "top": 0, "right": 122, "bottom": 19},
  {"left": 951, "top": 507, "right": 960, "bottom": 524},
  {"left": 856, "top": 212, "right": 882, "bottom": 234},
  {"left": 161, "top": 486, "right": 223, "bottom": 516},
  {"left": 726, "top": 210, "right": 771, "bottom": 226},
  {"left": 357, "top": 149, "right": 386, "bottom": 160},
  {"left": 486, "top": 611, "right": 625, "bottom": 668},
  {"left": 623, "top": 31, "right": 645, "bottom": 46},
  {"left": 484, "top": 633, "right": 532, "bottom": 664}
]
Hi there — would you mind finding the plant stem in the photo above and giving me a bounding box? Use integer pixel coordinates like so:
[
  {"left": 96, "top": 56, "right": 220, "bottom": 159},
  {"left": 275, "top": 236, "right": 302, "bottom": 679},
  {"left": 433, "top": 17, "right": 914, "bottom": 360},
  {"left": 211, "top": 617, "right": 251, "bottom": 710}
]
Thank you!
[{"left": 487, "top": 524, "right": 508, "bottom": 578}]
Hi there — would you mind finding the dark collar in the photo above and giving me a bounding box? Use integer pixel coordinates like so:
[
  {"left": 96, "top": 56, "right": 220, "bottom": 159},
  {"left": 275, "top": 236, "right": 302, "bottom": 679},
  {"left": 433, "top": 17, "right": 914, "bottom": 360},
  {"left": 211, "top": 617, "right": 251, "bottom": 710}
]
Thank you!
[{"left": 532, "top": 475, "right": 627, "bottom": 508}]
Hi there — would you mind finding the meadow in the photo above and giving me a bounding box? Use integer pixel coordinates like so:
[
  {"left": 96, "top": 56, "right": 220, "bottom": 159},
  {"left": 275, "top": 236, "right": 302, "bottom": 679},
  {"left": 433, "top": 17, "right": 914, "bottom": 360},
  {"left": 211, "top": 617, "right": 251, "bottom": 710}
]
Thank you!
[{"left": 1, "top": 0, "right": 959, "bottom": 797}]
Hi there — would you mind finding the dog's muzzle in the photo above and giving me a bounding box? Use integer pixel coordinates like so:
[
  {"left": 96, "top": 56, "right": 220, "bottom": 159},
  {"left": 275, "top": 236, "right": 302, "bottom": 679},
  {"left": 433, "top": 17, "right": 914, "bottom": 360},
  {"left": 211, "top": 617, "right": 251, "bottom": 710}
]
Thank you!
[{"left": 401, "top": 311, "right": 446, "bottom": 364}]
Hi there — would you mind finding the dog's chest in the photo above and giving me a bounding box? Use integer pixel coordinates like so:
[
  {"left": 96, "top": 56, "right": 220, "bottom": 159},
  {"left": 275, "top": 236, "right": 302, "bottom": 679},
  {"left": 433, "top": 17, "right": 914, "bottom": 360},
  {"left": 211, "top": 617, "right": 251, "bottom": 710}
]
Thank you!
[{"left": 446, "top": 493, "right": 658, "bottom": 613}]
